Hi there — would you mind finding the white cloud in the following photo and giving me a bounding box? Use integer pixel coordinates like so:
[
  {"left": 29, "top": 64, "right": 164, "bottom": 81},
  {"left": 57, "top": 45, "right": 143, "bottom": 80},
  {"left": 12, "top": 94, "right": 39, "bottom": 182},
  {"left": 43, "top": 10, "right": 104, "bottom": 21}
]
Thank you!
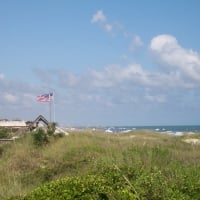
[
  {"left": 91, "top": 10, "right": 112, "bottom": 32},
  {"left": 33, "top": 34, "right": 200, "bottom": 114},
  {"left": 91, "top": 10, "right": 106, "bottom": 23},
  {"left": 150, "top": 34, "right": 177, "bottom": 52},
  {"left": 2, "top": 33, "right": 198, "bottom": 124},
  {"left": 90, "top": 64, "right": 159, "bottom": 88},
  {"left": 150, "top": 34, "right": 200, "bottom": 83}
]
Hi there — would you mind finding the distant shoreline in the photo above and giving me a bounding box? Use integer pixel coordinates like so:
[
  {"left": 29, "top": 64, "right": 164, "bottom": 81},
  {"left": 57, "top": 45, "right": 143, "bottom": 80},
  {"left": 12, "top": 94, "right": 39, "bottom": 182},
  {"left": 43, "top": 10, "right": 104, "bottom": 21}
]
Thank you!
[{"left": 65, "top": 125, "right": 200, "bottom": 135}]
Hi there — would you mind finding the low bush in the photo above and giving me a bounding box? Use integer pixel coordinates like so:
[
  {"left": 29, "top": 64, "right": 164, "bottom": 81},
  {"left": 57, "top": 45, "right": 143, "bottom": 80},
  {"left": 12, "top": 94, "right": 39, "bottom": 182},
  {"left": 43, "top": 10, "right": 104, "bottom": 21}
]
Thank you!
[
  {"left": 7, "top": 165, "right": 200, "bottom": 200},
  {"left": 0, "top": 128, "right": 10, "bottom": 139},
  {"left": 47, "top": 123, "right": 56, "bottom": 136},
  {"left": 32, "top": 128, "right": 49, "bottom": 146},
  {"left": 8, "top": 174, "right": 135, "bottom": 200}
]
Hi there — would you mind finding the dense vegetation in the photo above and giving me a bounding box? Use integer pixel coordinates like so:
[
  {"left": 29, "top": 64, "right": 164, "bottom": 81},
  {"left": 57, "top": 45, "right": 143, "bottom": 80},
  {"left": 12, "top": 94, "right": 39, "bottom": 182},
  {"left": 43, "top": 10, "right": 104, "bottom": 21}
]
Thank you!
[
  {"left": 0, "top": 129, "right": 200, "bottom": 199},
  {"left": 0, "top": 127, "right": 11, "bottom": 139}
]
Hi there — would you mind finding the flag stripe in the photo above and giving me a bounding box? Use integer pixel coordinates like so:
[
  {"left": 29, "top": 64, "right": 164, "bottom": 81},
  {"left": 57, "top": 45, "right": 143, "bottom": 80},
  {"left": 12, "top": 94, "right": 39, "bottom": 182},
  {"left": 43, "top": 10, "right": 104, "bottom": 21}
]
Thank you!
[{"left": 37, "top": 93, "right": 53, "bottom": 102}]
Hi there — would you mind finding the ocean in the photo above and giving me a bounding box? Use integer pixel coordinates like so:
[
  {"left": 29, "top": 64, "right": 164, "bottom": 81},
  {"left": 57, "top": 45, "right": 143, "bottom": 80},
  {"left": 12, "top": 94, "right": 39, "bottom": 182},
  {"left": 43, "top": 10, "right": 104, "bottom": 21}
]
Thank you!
[{"left": 101, "top": 125, "right": 200, "bottom": 135}]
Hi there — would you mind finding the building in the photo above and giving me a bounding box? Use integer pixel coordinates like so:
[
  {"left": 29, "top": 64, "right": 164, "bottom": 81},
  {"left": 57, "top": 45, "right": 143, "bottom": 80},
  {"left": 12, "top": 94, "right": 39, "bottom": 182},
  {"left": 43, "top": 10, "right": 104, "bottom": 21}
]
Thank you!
[
  {"left": 0, "top": 119, "right": 27, "bottom": 128},
  {"left": 0, "top": 115, "right": 49, "bottom": 130}
]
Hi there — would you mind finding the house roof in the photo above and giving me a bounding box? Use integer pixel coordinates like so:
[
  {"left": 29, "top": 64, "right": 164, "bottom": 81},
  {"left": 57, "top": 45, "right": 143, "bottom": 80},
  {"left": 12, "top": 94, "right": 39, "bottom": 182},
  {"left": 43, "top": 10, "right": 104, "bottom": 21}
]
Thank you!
[
  {"left": 0, "top": 115, "right": 49, "bottom": 128},
  {"left": 0, "top": 120, "right": 27, "bottom": 127},
  {"left": 33, "top": 115, "right": 49, "bottom": 126}
]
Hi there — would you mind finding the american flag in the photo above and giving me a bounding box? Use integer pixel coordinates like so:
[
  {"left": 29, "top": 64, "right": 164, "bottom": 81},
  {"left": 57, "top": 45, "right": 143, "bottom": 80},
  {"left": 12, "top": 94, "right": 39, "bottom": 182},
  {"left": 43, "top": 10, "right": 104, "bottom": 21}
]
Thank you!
[{"left": 37, "top": 93, "right": 53, "bottom": 102}]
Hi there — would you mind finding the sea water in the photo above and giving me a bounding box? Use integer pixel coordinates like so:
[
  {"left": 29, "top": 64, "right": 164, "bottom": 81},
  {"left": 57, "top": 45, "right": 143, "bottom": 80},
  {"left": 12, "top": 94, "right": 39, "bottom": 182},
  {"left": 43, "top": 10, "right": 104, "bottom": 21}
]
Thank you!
[{"left": 102, "top": 125, "right": 200, "bottom": 135}]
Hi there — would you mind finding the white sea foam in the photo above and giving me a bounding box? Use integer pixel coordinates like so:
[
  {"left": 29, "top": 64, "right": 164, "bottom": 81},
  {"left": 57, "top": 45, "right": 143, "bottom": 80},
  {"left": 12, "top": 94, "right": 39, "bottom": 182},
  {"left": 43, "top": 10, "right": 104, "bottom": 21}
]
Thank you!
[
  {"left": 174, "top": 132, "right": 183, "bottom": 136},
  {"left": 165, "top": 131, "right": 173, "bottom": 134},
  {"left": 105, "top": 129, "right": 113, "bottom": 133}
]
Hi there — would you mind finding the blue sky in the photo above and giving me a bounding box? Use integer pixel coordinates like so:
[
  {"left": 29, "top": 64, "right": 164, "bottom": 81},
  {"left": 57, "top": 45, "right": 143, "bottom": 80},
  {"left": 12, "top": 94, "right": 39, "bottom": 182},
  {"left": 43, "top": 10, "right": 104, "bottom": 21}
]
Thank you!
[{"left": 1, "top": 0, "right": 200, "bottom": 126}]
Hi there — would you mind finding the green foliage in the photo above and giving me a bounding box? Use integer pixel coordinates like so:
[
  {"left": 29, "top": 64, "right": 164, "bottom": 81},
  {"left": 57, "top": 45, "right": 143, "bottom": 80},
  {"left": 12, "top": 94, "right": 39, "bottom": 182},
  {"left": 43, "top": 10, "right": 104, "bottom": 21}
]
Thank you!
[
  {"left": 9, "top": 175, "right": 131, "bottom": 200},
  {"left": 1, "top": 130, "right": 200, "bottom": 200},
  {"left": 0, "top": 128, "right": 10, "bottom": 139},
  {"left": 47, "top": 122, "right": 56, "bottom": 136},
  {"left": 53, "top": 132, "right": 64, "bottom": 138},
  {"left": 33, "top": 128, "right": 49, "bottom": 146},
  {"left": 7, "top": 165, "right": 200, "bottom": 200}
]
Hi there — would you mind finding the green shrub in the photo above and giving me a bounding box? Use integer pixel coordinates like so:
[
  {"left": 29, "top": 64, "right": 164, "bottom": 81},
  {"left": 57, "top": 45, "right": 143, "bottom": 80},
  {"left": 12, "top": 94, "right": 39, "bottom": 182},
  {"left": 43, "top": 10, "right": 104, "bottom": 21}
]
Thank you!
[
  {"left": 10, "top": 175, "right": 117, "bottom": 200},
  {"left": 53, "top": 132, "right": 64, "bottom": 139},
  {"left": 47, "top": 122, "right": 56, "bottom": 136},
  {"left": 10, "top": 166, "right": 198, "bottom": 200},
  {"left": 0, "top": 128, "right": 10, "bottom": 139},
  {"left": 33, "top": 128, "right": 49, "bottom": 146}
]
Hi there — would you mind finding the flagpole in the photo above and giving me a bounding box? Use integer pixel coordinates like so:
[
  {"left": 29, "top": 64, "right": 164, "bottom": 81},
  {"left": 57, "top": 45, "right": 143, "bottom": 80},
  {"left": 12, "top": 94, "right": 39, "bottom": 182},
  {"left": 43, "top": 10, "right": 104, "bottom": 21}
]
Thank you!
[
  {"left": 37, "top": 92, "right": 53, "bottom": 123},
  {"left": 53, "top": 91, "right": 55, "bottom": 122},
  {"left": 49, "top": 93, "right": 52, "bottom": 123}
]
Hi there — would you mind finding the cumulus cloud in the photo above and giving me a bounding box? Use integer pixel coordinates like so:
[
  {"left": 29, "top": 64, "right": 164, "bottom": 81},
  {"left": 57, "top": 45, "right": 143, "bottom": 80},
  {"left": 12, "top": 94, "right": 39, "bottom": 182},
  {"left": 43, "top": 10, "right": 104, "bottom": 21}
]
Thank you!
[
  {"left": 2, "top": 33, "right": 200, "bottom": 124},
  {"left": 33, "top": 33, "right": 200, "bottom": 114},
  {"left": 90, "top": 64, "right": 143, "bottom": 87},
  {"left": 90, "top": 64, "right": 162, "bottom": 88},
  {"left": 91, "top": 10, "right": 112, "bottom": 32},
  {"left": 150, "top": 34, "right": 200, "bottom": 84}
]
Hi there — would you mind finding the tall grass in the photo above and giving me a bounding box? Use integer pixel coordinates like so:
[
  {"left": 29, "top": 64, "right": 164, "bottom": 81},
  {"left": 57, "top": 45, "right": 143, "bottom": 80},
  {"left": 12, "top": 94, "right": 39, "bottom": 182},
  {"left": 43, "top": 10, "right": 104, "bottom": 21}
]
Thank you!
[{"left": 0, "top": 130, "right": 200, "bottom": 199}]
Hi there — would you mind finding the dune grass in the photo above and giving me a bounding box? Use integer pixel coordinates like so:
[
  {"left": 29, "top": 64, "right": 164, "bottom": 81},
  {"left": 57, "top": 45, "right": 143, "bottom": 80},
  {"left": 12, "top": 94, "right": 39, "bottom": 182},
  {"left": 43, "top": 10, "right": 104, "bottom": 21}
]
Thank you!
[{"left": 0, "top": 130, "right": 200, "bottom": 199}]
